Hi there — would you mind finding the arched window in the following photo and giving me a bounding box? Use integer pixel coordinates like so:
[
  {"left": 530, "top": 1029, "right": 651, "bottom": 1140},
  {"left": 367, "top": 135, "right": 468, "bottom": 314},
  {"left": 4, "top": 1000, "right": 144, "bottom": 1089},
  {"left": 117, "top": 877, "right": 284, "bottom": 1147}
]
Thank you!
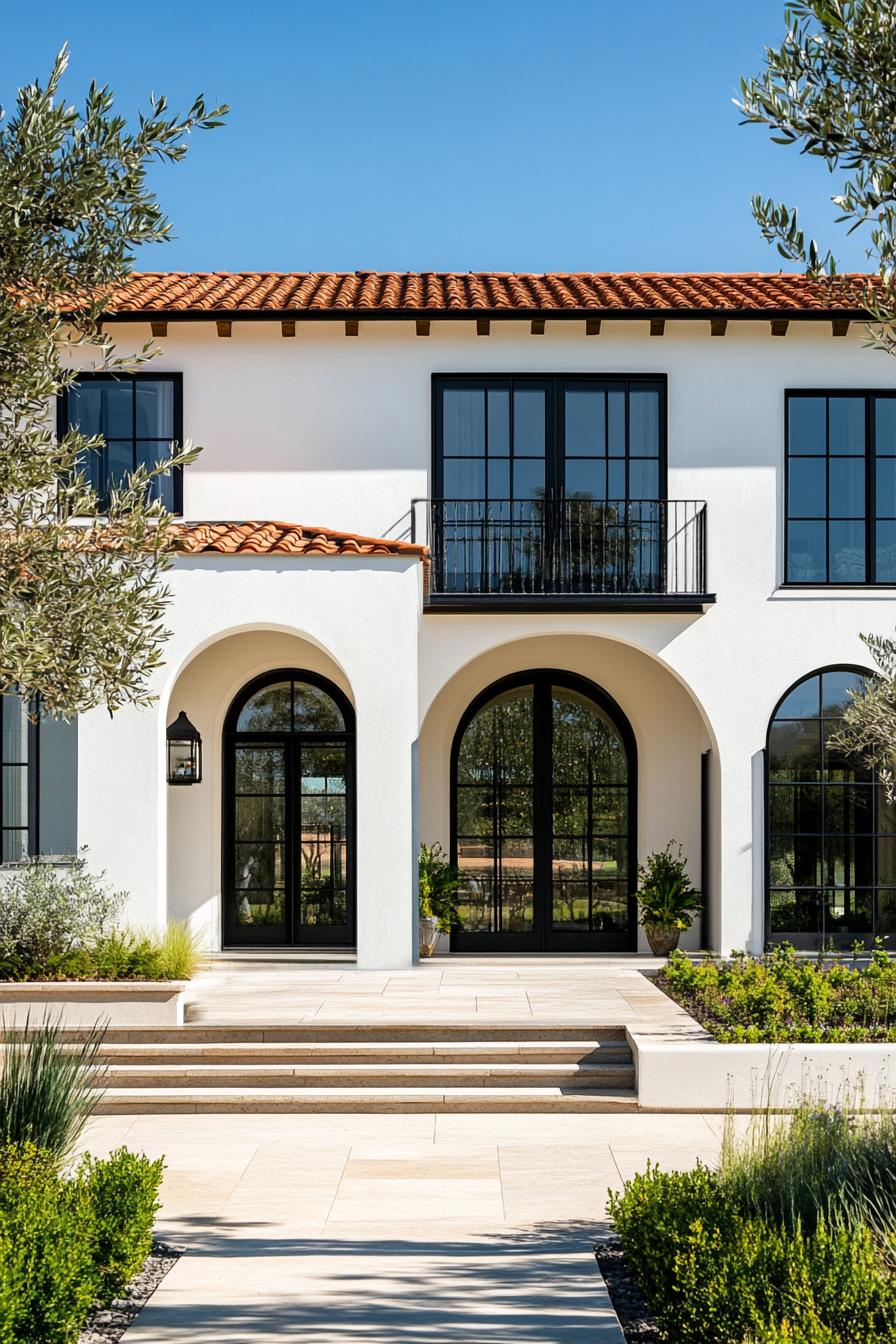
[
  {"left": 451, "top": 671, "right": 637, "bottom": 952},
  {"left": 767, "top": 666, "right": 896, "bottom": 948},
  {"left": 223, "top": 670, "right": 354, "bottom": 948}
]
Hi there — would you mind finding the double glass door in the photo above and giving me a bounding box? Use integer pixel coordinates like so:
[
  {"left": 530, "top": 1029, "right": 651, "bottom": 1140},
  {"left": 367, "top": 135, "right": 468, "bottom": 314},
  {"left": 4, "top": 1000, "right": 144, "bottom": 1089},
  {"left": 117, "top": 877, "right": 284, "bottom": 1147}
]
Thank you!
[
  {"left": 452, "top": 672, "right": 637, "bottom": 952},
  {"left": 434, "top": 376, "right": 665, "bottom": 594},
  {"left": 223, "top": 673, "right": 354, "bottom": 947}
]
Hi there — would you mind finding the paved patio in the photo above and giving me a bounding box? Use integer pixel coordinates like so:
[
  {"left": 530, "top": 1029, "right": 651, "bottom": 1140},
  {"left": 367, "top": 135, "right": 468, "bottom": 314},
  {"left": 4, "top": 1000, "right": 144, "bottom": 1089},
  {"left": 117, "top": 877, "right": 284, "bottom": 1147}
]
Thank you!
[
  {"left": 80, "top": 958, "right": 709, "bottom": 1340},
  {"left": 186, "top": 954, "right": 691, "bottom": 1028},
  {"left": 82, "top": 1108, "right": 726, "bottom": 1342}
]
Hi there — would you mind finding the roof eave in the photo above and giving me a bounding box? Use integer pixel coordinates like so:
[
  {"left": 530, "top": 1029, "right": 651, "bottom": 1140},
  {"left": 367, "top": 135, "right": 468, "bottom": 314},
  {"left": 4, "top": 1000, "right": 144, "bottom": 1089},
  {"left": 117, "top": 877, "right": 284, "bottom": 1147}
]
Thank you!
[{"left": 92, "top": 305, "right": 871, "bottom": 323}]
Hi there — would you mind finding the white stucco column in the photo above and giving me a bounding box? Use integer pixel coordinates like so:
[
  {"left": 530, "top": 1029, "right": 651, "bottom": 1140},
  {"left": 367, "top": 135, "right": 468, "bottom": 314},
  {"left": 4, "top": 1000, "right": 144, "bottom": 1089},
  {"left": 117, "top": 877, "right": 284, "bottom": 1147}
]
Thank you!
[
  {"left": 351, "top": 577, "right": 421, "bottom": 970},
  {"left": 76, "top": 697, "right": 166, "bottom": 929}
]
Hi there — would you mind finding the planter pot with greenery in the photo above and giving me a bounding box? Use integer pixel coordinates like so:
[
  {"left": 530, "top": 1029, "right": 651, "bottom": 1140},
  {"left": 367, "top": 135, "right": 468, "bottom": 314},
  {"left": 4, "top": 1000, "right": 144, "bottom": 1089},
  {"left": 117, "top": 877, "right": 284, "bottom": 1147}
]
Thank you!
[
  {"left": 418, "top": 843, "right": 464, "bottom": 958},
  {"left": 634, "top": 842, "right": 701, "bottom": 956}
]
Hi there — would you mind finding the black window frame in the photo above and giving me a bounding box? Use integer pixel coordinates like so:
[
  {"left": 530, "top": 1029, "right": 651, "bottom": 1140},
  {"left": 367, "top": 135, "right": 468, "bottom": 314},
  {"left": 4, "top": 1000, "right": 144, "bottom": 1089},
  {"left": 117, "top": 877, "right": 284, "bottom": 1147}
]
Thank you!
[
  {"left": 221, "top": 669, "right": 357, "bottom": 949},
  {"left": 0, "top": 694, "right": 78, "bottom": 863},
  {"left": 58, "top": 371, "right": 184, "bottom": 516},
  {"left": 432, "top": 373, "right": 668, "bottom": 503},
  {"left": 449, "top": 668, "right": 638, "bottom": 953},
  {"left": 784, "top": 389, "right": 896, "bottom": 587},
  {"left": 764, "top": 663, "right": 896, "bottom": 950}
]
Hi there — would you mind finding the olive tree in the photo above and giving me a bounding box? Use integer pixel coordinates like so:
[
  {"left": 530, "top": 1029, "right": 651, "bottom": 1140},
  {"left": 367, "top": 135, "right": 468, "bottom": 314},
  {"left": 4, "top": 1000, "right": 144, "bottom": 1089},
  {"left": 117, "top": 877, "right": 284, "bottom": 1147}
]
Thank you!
[
  {"left": 738, "top": 0, "right": 896, "bottom": 352},
  {"left": 741, "top": 3, "right": 896, "bottom": 776},
  {"left": 0, "top": 47, "right": 226, "bottom": 717}
]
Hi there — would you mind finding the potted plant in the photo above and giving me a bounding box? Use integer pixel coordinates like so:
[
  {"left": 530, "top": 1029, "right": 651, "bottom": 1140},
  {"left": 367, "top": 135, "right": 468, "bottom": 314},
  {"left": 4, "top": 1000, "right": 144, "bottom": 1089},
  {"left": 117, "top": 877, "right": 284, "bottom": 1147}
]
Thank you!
[
  {"left": 418, "top": 843, "right": 464, "bottom": 957},
  {"left": 634, "top": 842, "right": 701, "bottom": 956}
]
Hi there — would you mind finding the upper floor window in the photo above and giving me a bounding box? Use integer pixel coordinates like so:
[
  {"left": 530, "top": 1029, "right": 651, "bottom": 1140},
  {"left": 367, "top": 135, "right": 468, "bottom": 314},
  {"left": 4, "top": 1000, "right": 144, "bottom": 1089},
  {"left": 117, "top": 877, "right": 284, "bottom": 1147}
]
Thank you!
[
  {"left": 1, "top": 695, "right": 77, "bottom": 863},
  {"left": 434, "top": 375, "right": 665, "bottom": 504},
  {"left": 785, "top": 391, "right": 896, "bottom": 584},
  {"left": 59, "top": 373, "right": 183, "bottom": 514}
]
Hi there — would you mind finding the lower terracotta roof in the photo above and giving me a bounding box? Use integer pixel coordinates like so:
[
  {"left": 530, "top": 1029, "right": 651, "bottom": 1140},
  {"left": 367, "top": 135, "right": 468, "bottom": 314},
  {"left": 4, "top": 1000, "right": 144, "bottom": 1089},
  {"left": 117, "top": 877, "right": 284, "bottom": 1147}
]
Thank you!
[
  {"left": 169, "top": 520, "right": 428, "bottom": 559},
  {"left": 98, "top": 271, "right": 874, "bottom": 319}
]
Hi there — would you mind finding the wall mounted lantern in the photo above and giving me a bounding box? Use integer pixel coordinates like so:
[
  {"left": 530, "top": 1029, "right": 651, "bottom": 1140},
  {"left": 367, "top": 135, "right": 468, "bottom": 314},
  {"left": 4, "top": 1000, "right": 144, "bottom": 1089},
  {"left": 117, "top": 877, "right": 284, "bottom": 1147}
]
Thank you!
[{"left": 167, "top": 711, "right": 202, "bottom": 785}]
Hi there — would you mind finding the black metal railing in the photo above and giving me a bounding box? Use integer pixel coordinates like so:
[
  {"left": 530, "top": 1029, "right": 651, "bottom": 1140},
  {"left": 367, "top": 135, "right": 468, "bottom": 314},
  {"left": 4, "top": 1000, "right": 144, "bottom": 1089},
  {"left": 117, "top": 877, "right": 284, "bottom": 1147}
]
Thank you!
[{"left": 412, "top": 498, "right": 707, "bottom": 599}]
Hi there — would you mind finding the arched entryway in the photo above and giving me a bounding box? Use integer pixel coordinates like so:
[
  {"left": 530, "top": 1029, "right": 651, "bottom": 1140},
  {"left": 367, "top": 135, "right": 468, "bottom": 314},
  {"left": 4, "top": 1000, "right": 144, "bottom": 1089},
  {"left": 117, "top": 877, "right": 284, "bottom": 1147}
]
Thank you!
[
  {"left": 222, "top": 669, "right": 355, "bottom": 947},
  {"left": 451, "top": 670, "right": 637, "bottom": 952}
]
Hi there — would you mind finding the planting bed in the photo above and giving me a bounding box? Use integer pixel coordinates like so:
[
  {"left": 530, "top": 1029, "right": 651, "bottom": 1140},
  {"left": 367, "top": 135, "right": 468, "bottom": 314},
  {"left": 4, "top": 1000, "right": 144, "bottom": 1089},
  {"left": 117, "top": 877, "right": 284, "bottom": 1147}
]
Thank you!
[{"left": 79, "top": 1242, "right": 181, "bottom": 1344}]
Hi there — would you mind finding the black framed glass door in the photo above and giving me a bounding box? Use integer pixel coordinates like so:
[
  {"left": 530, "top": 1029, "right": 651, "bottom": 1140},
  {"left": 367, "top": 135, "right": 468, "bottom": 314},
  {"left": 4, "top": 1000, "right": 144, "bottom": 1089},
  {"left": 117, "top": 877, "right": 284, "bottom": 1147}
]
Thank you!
[
  {"left": 451, "top": 671, "right": 637, "bottom": 952},
  {"left": 223, "top": 671, "right": 355, "bottom": 947}
]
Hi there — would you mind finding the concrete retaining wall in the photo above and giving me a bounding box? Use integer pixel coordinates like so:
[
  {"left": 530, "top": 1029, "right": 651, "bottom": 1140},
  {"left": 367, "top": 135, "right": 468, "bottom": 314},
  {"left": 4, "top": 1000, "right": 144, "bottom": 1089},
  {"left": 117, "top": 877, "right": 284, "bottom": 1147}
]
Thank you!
[{"left": 0, "top": 981, "right": 187, "bottom": 1028}]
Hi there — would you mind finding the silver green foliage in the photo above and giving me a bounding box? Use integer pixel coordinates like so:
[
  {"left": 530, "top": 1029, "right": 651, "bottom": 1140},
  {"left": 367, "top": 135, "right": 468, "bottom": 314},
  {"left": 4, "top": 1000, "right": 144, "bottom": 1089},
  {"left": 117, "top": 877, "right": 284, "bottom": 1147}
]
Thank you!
[
  {"left": 0, "top": 47, "right": 227, "bottom": 716},
  {"left": 738, "top": 1, "right": 896, "bottom": 353}
]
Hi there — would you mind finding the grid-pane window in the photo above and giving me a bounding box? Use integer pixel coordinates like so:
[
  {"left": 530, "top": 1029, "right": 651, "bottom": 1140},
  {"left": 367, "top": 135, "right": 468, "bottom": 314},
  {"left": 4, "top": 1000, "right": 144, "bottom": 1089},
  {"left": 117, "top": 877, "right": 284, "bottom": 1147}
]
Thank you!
[
  {"left": 1, "top": 695, "right": 77, "bottom": 862},
  {"left": 62, "top": 374, "right": 182, "bottom": 513},
  {"left": 767, "top": 668, "right": 896, "bottom": 947},
  {"left": 786, "top": 392, "right": 896, "bottom": 584}
]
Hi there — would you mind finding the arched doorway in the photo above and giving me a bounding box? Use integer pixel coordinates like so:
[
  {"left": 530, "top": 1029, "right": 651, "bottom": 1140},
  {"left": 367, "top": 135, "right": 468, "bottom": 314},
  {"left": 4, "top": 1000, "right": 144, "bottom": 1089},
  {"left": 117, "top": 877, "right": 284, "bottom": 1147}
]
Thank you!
[
  {"left": 451, "top": 670, "right": 637, "bottom": 952},
  {"left": 223, "top": 669, "right": 355, "bottom": 947},
  {"left": 766, "top": 664, "right": 895, "bottom": 949}
]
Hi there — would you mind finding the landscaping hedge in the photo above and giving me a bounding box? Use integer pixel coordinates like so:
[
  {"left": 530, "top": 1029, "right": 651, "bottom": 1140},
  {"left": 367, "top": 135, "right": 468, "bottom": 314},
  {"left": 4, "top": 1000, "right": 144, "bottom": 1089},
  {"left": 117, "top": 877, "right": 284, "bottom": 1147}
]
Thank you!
[
  {"left": 657, "top": 942, "right": 896, "bottom": 1042},
  {"left": 0, "top": 1142, "right": 163, "bottom": 1344},
  {"left": 608, "top": 1106, "right": 896, "bottom": 1344}
]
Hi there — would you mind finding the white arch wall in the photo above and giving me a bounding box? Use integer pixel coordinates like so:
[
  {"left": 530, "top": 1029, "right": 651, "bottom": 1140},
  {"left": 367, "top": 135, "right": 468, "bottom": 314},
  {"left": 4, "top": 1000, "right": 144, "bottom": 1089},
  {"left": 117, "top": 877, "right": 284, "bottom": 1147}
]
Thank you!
[
  {"left": 76, "top": 553, "right": 423, "bottom": 967},
  {"left": 165, "top": 629, "right": 354, "bottom": 950},
  {"left": 419, "top": 632, "right": 712, "bottom": 952}
]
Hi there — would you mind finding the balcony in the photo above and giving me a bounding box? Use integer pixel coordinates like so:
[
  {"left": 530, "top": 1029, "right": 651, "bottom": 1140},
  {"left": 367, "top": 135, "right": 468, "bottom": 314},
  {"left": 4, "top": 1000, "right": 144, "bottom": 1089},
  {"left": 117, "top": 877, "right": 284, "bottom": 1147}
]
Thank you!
[{"left": 412, "top": 498, "right": 713, "bottom": 611}]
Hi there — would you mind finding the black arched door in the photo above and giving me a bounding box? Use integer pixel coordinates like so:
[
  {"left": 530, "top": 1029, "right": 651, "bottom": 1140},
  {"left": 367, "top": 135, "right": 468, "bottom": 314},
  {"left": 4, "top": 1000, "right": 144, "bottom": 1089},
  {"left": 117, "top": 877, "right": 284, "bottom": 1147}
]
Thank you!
[
  {"left": 451, "top": 671, "right": 637, "bottom": 952},
  {"left": 223, "top": 670, "right": 355, "bottom": 947}
]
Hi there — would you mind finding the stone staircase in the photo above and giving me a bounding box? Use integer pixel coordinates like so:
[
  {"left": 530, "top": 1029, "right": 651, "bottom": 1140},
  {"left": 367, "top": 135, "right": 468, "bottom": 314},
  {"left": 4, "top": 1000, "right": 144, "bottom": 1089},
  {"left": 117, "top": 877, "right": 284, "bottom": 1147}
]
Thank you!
[{"left": 75, "top": 1023, "right": 637, "bottom": 1113}]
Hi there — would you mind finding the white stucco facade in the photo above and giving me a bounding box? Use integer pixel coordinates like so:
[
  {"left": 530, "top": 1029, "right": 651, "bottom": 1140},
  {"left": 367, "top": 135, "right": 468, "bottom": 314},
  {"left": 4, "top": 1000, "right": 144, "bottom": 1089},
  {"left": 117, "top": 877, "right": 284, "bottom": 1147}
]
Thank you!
[{"left": 60, "top": 313, "right": 896, "bottom": 965}]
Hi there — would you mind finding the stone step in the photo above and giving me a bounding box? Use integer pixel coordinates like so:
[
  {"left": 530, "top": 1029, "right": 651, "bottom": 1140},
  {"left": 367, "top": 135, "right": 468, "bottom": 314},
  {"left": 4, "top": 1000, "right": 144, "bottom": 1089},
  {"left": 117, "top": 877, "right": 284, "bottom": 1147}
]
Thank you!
[
  {"left": 94, "top": 1086, "right": 640, "bottom": 1114},
  {"left": 53, "top": 1022, "right": 630, "bottom": 1045},
  {"left": 89, "top": 1040, "right": 632, "bottom": 1066},
  {"left": 92, "top": 1060, "right": 635, "bottom": 1090}
]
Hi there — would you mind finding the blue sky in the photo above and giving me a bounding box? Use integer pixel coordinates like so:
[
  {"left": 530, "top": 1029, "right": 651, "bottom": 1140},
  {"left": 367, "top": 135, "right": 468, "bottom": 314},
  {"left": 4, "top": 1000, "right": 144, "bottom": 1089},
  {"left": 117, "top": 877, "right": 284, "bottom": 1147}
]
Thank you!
[{"left": 1, "top": 0, "right": 870, "bottom": 273}]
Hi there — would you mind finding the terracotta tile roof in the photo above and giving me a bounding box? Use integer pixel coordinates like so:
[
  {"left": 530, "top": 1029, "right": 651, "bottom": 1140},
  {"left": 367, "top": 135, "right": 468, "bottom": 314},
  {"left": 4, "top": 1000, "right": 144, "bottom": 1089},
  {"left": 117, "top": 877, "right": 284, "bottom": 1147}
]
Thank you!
[
  {"left": 99, "top": 271, "right": 872, "bottom": 319},
  {"left": 169, "top": 520, "right": 428, "bottom": 560}
]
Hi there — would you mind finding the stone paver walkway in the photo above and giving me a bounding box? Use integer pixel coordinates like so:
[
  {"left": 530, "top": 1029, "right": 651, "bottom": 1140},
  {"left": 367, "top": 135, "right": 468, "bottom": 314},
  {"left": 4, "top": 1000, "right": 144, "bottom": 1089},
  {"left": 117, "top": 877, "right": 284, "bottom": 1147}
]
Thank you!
[
  {"left": 82, "top": 1108, "right": 726, "bottom": 1341},
  {"left": 186, "top": 955, "right": 691, "bottom": 1028}
]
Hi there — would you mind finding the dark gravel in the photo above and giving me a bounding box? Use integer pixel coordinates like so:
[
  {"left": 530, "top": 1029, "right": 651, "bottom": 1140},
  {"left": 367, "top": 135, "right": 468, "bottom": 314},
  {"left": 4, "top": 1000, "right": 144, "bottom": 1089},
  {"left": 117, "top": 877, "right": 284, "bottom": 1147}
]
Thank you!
[
  {"left": 595, "top": 1237, "right": 664, "bottom": 1344},
  {"left": 78, "top": 1241, "right": 181, "bottom": 1344}
]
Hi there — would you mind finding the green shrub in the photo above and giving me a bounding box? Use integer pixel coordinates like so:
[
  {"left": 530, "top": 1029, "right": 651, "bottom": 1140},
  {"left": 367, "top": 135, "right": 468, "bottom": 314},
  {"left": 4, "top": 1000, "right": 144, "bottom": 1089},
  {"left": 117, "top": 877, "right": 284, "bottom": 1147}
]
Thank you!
[
  {"left": 0, "top": 1015, "right": 104, "bottom": 1158},
  {"left": 0, "top": 1141, "right": 165, "bottom": 1342},
  {"left": 0, "top": 1142, "right": 97, "bottom": 1344},
  {"left": 0, "top": 855, "right": 125, "bottom": 980},
  {"left": 657, "top": 941, "right": 896, "bottom": 1043},
  {"left": 88, "top": 920, "right": 200, "bottom": 980},
  {"left": 77, "top": 1147, "right": 164, "bottom": 1303},
  {"left": 609, "top": 1103, "right": 896, "bottom": 1343}
]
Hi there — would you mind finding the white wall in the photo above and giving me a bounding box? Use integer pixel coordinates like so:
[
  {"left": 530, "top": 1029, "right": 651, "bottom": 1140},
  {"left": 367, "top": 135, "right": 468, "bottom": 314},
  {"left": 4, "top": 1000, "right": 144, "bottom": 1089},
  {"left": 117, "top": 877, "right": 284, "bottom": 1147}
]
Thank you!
[
  {"left": 77, "top": 554, "right": 422, "bottom": 968},
  {"left": 69, "top": 317, "right": 896, "bottom": 957}
]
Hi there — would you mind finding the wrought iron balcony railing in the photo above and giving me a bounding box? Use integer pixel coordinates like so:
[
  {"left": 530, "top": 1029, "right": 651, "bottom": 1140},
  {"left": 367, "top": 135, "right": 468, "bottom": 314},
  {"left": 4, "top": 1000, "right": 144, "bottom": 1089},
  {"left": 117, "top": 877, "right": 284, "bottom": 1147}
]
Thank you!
[{"left": 411, "top": 498, "right": 709, "bottom": 604}]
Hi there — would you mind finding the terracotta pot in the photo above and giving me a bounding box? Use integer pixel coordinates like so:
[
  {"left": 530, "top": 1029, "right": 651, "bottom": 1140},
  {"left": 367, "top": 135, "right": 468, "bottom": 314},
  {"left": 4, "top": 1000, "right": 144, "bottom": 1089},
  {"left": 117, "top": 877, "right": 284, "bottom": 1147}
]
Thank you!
[
  {"left": 644, "top": 923, "right": 681, "bottom": 957},
  {"left": 419, "top": 914, "right": 440, "bottom": 958}
]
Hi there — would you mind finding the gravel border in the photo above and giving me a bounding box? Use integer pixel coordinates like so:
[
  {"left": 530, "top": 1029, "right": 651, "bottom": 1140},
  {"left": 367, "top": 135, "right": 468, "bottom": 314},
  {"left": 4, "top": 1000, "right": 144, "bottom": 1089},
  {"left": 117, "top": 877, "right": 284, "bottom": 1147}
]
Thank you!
[
  {"left": 78, "top": 1241, "right": 181, "bottom": 1344},
  {"left": 594, "top": 1237, "right": 663, "bottom": 1344}
]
